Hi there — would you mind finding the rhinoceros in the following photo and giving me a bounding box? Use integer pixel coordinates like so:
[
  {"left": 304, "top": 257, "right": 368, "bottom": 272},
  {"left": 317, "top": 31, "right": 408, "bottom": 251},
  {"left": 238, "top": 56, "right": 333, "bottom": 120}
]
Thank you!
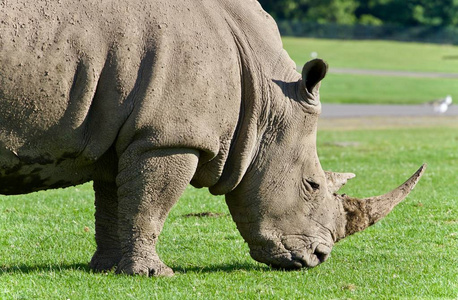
[{"left": 0, "top": 0, "right": 425, "bottom": 276}]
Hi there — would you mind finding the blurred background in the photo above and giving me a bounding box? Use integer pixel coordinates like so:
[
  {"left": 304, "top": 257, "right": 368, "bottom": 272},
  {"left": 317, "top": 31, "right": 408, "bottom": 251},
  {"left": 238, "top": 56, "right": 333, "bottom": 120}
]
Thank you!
[
  {"left": 259, "top": 0, "right": 458, "bottom": 43},
  {"left": 258, "top": 0, "right": 458, "bottom": 109}
]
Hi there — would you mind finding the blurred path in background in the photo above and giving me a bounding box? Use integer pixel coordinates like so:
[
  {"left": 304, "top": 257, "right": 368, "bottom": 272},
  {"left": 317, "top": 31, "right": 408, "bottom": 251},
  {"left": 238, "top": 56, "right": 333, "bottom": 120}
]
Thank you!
[
  {"left": 319, "top": 104, "right": 458, "bottom": 130},
  {"left": 319, "top": 67, "right": 458, "bottom": 120},
  {"left": 321, "top": 103, "right": 458, "bottom": 118}
]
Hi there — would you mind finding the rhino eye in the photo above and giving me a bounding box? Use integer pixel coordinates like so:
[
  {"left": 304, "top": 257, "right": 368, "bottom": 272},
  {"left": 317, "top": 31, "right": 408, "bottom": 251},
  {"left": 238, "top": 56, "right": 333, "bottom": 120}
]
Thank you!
[
  {"left": 302, "top": 178, "right": 320, "bottom": 195},
  {"left": 306, "top": 180, "right": 320, "bottom": 190}
]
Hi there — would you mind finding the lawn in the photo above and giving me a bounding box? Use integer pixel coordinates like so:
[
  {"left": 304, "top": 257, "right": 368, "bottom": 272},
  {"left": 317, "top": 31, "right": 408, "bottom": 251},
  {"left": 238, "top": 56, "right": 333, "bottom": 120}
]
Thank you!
[
  {"left": 0, "top": 37, "right": 457, "bottom": 299},
  {"left": 283, "top": 37, "right": 458, "bottom": 73},
  {"left": 282, "top": 37, "right": 458, "bottom": 104},
  {"left": 1, "top": 124, "right": 456, "bottom": 299},
  {"left": 319, "top": 74, "right": 458, "bottom": 104}
]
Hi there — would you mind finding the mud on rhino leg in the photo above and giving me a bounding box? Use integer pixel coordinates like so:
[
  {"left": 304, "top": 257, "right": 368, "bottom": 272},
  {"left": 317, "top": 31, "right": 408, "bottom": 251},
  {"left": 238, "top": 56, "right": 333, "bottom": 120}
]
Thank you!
[
  {"left": 116, "top": 147, "right": 199, "bottom": 276},
  {"left": 90, "top": 180, "right": 122, "bottom": 272}
]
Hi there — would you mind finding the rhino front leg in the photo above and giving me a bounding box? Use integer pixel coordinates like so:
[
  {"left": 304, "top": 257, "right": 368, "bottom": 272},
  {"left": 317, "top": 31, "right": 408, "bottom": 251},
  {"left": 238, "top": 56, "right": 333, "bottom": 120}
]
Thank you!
[
  {"left": 90, "top": 180, "right": 122, "bottom": 272},
  {"left": 116, "top": 146, "right": 199, "bottom": 276}
]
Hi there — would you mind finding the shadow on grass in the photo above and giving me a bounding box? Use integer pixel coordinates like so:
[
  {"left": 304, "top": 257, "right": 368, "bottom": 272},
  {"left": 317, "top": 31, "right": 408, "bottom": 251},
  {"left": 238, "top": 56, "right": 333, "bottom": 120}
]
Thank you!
[
  {"left": 0, "top": 262, "right": 272, "bottom": 275},
  {"left": 0, "top": 263, "right": 91, "bottom": 275},
  {"left": 172, "top": 263, "right": 272, "bottom": 274}
]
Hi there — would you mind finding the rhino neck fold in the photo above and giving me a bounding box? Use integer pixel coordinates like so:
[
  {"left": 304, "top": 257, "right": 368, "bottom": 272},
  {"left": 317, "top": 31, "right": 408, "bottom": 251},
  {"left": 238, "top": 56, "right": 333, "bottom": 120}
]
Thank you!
[
  {"left": 208, "top": 44, "right": 262, "bottom": 195},
  {"left": 208, "top": 17, "right": 284, "bottom": 195}
]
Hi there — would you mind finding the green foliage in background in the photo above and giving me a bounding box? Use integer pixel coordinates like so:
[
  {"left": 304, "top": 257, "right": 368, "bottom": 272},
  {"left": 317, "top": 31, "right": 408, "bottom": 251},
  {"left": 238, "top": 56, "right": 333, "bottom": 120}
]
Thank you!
[{"left": 259, "top": 0, "right": 458, "bottom": 27}]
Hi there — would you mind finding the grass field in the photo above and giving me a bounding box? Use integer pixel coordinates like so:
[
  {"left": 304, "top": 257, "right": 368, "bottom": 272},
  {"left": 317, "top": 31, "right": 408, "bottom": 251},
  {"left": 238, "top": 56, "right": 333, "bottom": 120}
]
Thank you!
[
  {"left": 1, "top": 37, "right": 457, "bottom": 298},
  {"left": 283, "top": 37, "right": 458, "bottom": 73},
  {"left": 282, "top": 37, "right": 458, "bottom": 104},
  {"left": 1, "top": 123, "right": 457, "bottom": 299}
]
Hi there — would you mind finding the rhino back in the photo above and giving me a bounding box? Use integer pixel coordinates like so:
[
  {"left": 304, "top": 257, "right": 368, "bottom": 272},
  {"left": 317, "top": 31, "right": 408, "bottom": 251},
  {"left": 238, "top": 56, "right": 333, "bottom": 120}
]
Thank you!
[
  {"left": 0, "top": 0, "right": 285, "bottom": 193},
  {"left": 0, "top": 1, "right": 134, "bottom": 192}
]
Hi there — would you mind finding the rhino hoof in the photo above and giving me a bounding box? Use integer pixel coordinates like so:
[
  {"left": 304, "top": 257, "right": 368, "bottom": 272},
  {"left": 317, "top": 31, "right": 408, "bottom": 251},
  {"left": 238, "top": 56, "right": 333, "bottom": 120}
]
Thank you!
[
  {"left": 90, "top": 251, "right": 122, "bottom": 272},
  {"left": 116, "top": 257, "right": 174, "bottom": 277}
]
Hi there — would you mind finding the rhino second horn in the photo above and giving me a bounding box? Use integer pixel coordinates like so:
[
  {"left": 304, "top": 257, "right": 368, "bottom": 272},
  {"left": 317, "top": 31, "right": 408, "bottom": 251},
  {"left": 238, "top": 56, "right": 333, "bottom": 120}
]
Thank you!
[
  {"left": 341, "top": 164, "right": 426, "bottom": 237},
  {"left": 325, "top": 171, "right": 356, "bottom": 194}
]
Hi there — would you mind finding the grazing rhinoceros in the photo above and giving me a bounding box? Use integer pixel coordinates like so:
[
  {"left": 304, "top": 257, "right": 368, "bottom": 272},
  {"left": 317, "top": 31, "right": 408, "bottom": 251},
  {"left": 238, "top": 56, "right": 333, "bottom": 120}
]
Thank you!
[{"left": 0, "top": 0, "right": 425, "bottom": 276}]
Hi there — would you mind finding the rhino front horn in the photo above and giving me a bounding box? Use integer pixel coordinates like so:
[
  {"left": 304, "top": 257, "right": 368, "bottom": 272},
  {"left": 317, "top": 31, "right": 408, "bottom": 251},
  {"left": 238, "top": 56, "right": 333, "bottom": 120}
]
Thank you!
[{"left": 340, "top": 164, "right": 426, "bottom": 237}]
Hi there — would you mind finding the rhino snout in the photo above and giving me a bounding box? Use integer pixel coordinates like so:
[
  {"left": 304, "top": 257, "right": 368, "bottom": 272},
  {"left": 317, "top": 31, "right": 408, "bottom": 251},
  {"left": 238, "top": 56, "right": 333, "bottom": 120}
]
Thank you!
[
  {"left": 286, "top": 243, "right": 331, "bottom": 268},
  {"left": 249, "top": 239, "right": 332, "bottom": 269}
]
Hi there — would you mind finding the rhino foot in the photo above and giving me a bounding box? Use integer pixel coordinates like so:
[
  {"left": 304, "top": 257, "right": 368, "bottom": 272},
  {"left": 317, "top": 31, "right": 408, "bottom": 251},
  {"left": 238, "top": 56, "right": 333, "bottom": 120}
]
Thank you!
[
  {"left": 116, "top": 256, "right": 174, "bottom": 277},
  {"left": 89, "top": 250, "right": 122, "bottom": 272}
]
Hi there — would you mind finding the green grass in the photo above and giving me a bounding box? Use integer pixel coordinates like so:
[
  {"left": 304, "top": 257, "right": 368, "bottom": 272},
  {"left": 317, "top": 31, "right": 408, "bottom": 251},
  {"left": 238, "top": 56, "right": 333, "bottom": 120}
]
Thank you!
[
  {"left": 320, "top": 74, "right": 458, "bottom": 104},
  {"left": 1, "top": 125, "right": 457, "bottom": 299},
  {"left": 282, "top": 37, "right": 458, "bottom": 104},
  {"left": 283, "top": 37, "right": 458, "bottom": 73}
]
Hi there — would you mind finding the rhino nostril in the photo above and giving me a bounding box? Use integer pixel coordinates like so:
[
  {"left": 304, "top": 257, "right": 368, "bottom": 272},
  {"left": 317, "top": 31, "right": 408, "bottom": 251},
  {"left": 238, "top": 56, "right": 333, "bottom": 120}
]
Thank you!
[
  {"left": 314, "top": 244, "right": 331, "bottom": 263},
  {"left": 314, "top": 251, "right": 328, "bottom": 263}
]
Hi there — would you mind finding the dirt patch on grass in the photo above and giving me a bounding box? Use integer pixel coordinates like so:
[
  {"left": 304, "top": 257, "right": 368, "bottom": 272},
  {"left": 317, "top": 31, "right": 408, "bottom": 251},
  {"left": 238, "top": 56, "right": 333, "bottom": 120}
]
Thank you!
[
  {"left": 318, "top": 116, "right": 458, "bottom": 130},
  {"left": 183, "top": 212, "right": 225, "bottom": 218}
]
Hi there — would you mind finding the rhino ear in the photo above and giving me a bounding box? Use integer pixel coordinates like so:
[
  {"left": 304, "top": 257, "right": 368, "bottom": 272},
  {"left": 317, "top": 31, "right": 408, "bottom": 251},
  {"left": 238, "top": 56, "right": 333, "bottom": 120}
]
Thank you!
[{"left": 301, "top": 59, "right": 328, "bottom": 94}]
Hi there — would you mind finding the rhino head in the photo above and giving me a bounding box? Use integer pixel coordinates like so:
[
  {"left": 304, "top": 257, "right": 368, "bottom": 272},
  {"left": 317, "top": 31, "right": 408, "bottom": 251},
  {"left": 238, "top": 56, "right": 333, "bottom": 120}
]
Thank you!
[{"left": 223, "top": 59, "right": 426, "bottom": 269}]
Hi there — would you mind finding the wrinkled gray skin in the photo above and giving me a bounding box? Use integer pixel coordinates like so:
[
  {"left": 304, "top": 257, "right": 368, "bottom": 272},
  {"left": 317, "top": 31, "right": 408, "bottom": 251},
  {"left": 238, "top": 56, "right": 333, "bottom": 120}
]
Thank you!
[{"left": 0, "top": 0, "right": 425, "bottom": 276}]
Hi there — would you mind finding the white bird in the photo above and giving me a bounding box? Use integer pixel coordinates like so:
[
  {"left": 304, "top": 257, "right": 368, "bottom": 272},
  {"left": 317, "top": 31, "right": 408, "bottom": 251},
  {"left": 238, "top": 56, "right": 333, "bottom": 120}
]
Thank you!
[{"left": 431, "top": 95, "right": 453, "bottom": 113}]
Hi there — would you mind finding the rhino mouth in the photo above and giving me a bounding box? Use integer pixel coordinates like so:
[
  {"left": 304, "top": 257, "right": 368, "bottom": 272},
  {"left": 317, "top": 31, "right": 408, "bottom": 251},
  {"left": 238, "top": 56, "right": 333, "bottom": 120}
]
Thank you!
[{"left": 249, "top": 242, "right": 332, "bottom": 269}]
